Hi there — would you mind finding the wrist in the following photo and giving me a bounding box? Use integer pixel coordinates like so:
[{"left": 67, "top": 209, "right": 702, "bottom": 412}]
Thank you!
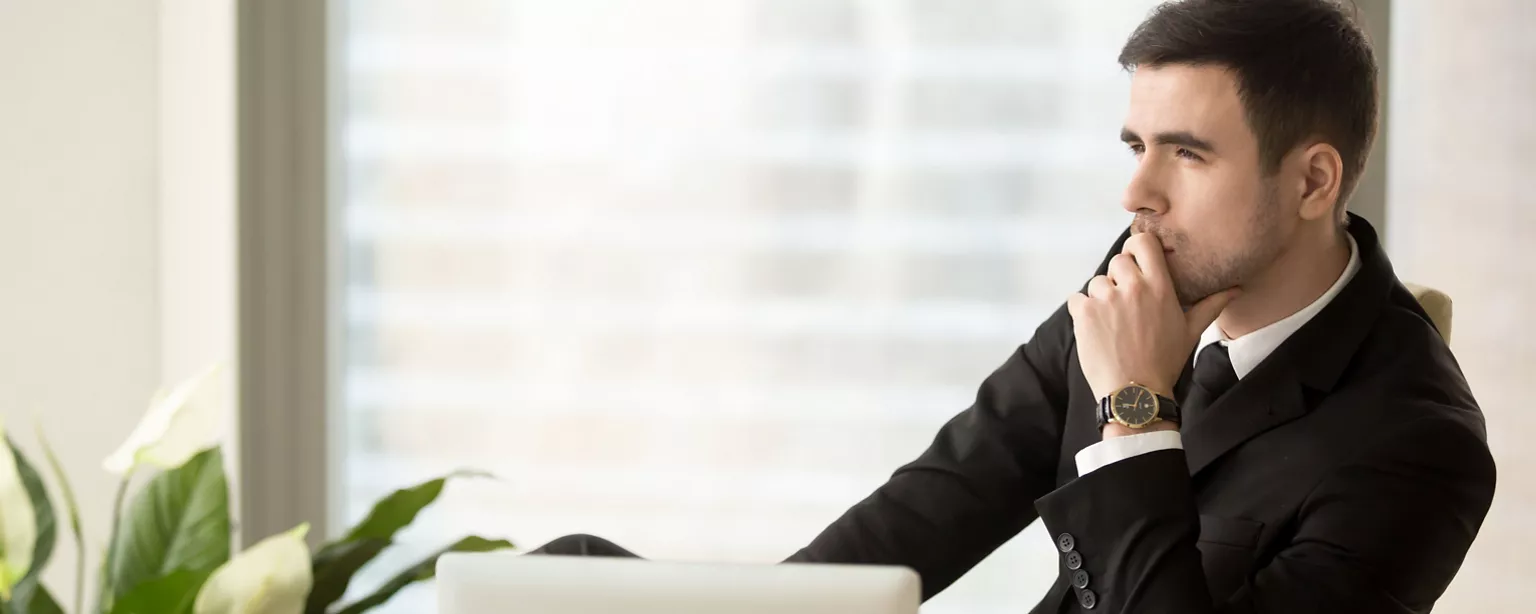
[
  {"left": 1093, "top": 378, "right": 1175, "bottom": 401},
  {"left": 1132, "top": 378, "right": 1175, "bottom": 399},
  {"left": 1101, "top": 419, "right": 1180, "bottom": 440}
]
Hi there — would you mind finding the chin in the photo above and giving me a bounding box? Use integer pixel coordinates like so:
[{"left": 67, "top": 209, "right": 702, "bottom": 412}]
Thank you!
[{"left": 1170, "top": 274, "right": 1221, "bottom": 308}]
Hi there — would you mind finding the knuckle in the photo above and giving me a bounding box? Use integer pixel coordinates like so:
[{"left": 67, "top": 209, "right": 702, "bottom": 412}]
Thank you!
[
  {"left": 1123, "top": 280, "right": 1146, "bottom": 297},
  {"left": 1092, "top": 283, "right": 1117, "bottom": 300},
  {"left": 1068, "top": 295, "right": 1092, "bottom": 317}
]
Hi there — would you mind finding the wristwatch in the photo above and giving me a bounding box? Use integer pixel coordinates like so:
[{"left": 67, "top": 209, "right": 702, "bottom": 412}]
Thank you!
[{"left": 1097, "top": 383, "right": 1181, "bottom": 431}]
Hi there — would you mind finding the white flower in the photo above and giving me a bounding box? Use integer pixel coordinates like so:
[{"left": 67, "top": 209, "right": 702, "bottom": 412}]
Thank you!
[
  {"left": 0, "top": 418, "right": 37, "bottom": 599},
  {"left": 103, "top": 364, "right": 226, "bottom": 475},
  {"left": 194, "top": 524, "right": 313, "bottom": 614}
]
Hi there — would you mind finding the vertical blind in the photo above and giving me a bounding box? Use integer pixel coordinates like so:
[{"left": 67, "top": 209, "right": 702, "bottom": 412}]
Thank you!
[{"left": 335, "top": 1, "right": 1155, "bottom": 611}]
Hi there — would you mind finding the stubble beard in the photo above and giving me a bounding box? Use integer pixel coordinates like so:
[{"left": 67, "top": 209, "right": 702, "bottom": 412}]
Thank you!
[{"left": 1134, "top": 184, "right": 1285, "bottom": 309}]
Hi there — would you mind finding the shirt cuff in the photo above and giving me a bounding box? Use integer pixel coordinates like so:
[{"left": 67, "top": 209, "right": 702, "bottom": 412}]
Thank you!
[{"left": 1074, "top": 430, "right": 1183, "bottom": 476}]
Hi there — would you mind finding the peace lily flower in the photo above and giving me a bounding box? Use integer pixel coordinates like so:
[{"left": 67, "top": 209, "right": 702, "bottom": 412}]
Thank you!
[
  {"left": 103, "top": 364, "right": 226, "bottom": 475},
  {"left": 195, "top": 524, "right": 313, "bottom": 614},
  {"left": 0, "top": 418, "right": 37, "bottom": 600}
]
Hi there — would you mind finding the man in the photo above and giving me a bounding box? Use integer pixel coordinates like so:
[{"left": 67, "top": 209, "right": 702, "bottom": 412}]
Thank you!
[{"left": 534, "top": 1, "right": 1497, "bottom": 612}]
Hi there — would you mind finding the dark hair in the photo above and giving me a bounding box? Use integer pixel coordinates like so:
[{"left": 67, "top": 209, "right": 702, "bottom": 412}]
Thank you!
[{"left": 1119, "top": 0, "right": 1378, "bottom": 221}]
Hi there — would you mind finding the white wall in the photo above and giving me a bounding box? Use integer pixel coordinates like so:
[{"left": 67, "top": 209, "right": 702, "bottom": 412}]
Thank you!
[
  {"left": 157, "top": 0, "right": 237, "bottom": 536},
  {"left": 1386, "top": 1, "right": 1536, "bottom": 610},
  {"left": 0, "top": 0, "right": 235, "bottom": 604},
  {"left": 0, "top": 0, "right": 162, "bottom": 601}
]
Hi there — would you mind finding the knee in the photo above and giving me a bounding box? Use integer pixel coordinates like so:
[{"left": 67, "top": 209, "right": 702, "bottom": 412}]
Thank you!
[{"left": 528, "top": 533, "right": 638, "bottom": 558}]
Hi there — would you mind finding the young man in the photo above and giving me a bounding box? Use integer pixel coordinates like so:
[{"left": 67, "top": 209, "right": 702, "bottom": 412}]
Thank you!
[
  {"left": 783, "top": 1, "right": 1495, "bottom": 612},
  {"left": 535, "top": 1, "right": 1496, "bottom": 611}
]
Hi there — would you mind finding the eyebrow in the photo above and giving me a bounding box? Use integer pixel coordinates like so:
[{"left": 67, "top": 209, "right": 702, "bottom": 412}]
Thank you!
[{"left": 1120, "top": 127, "right": 1218, "bottom": 154}]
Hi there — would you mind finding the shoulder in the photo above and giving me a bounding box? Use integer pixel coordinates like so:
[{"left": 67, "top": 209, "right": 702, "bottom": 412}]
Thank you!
[{"left": 1354, "top": 293, "right": 1481, "bottom": 426}]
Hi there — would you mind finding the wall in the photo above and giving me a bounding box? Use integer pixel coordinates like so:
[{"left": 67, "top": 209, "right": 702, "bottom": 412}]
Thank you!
[
  {"left": 158, "top": 0, "right": 237, "bottom": 539},
  {"left": 1387, "top": 0, "right": 1536, "bottom": 609},
  {"left": 0, "top": 0, "right": 162, "bottom": 600}
]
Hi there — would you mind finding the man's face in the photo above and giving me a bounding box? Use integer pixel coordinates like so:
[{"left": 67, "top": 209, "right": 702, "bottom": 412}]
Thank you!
[{"left": 1120, "top": 64, "right": 1294, "bottom": 307}]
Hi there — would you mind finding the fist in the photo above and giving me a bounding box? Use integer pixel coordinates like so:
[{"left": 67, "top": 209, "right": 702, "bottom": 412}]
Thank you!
[{"left": 1067, "top": 232, "right": 1239, "bottom": 401}]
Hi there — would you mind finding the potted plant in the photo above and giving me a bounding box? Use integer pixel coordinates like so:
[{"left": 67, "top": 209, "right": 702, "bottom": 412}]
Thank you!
[{"left": 0, "top": 365, "right": 514, "bottom": 614}]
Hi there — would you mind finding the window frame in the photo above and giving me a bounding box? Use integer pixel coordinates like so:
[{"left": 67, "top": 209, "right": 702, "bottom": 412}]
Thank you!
[{"left": 236, "top": 0, "right": 337, "bottom": 546}]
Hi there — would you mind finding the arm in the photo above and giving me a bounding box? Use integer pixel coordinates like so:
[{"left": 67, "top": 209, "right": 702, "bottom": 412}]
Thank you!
[
  {"left": 784, "top": 302, "right": 1076, "bottom": 600},
  {"left": 1075, "top": 429, "right": 1182, "bottom": 475},
  {"left": 1033, "top": 414, "right": 1496, "bottom": 613}
]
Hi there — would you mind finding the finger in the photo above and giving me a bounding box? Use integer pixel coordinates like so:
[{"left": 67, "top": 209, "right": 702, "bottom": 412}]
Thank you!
[
  {"left": 1087, "top": 275, "right": 1114, "bottom": 299},
  {"left": 1067, "top": 292, "right": 1088, "bottom": 319},
  {"left": 1122, "top": 232, "right": 1172, "bottom": 291},
  {"left": 1185, "top": 287, "right": 1243, "bottom": 336},
  {"left": 1107, "top": 253, "right": 1141, "bottom": 287}
]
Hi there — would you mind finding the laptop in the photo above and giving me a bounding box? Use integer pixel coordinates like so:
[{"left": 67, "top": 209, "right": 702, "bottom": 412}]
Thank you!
[{"left": 437, "top": 553, "right": 921, "bottom": 614}]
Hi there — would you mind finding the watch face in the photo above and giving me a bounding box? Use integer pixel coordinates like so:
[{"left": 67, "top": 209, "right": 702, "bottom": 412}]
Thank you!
[{"left": 1111, "top": 385, "right": 1159, "bottom": 427}]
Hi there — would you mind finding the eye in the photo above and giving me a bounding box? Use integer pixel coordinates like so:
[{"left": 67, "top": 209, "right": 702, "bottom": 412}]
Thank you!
[
  {"left": 1127, "top": 143, "right": 1146, "bottom": 157},
  {"left": 1175, "top": 147, "right": 1204, "bottom": 162}
]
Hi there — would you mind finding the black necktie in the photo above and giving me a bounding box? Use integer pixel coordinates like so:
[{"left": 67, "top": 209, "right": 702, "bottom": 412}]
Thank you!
[{"left": 1182, "top": 342, "right": 1238, "bottom": 420}]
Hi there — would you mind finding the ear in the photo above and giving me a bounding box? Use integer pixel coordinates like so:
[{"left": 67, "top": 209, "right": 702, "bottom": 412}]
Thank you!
[{"left": 1293, "top": 142, "right": 1343, "bottom": 222}]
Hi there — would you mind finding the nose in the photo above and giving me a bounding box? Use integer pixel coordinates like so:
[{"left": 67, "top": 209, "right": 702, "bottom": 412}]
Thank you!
[{"left": 1121, "top": 159, "right": 1169, "bottom": 216}]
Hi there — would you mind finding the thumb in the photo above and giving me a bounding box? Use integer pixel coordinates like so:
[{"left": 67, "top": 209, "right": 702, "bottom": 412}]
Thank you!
[{"left": 1185, "top": 287, "right": 1241, "bottom": 335}]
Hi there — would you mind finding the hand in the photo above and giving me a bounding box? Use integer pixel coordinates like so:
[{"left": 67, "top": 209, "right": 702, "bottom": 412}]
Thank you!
[{"left": 1067, "top": 232, "right": 1240, "bottom": 403}]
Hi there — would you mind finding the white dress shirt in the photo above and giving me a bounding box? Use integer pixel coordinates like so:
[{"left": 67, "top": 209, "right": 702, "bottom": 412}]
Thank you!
[{"left": 1074, "top": 235, "right": 1362, "bottom": 476}]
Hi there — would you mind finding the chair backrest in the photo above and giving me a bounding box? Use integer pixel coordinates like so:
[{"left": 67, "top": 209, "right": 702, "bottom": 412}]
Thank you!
[{"left": 1404, "top": 282, "right": 1453, "bottom": 344}]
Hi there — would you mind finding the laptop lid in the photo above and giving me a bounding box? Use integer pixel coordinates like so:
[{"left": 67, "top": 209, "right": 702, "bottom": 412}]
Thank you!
[{"left": 437, "top": 553, "right": 921, "bottom": 614}]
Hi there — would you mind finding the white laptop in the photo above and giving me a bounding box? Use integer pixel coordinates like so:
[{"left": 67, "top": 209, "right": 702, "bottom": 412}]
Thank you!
[{"left": 437, "top": 553, "right": 921, "bottom": 614}]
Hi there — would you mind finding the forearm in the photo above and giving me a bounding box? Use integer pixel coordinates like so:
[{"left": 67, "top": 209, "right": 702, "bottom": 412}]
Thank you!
[
  {"left": 791, "top": 304, "right": 1077, "bottom": 600},
  {"left": 1036, "top": 415, "right": 1497, "bottom": 614},
  {"left": 1035, "top": 448, "right": 1213, "bottom": 614},
  {"left": 1100, "top": 420, "right": 1178, "bottom": 439}
]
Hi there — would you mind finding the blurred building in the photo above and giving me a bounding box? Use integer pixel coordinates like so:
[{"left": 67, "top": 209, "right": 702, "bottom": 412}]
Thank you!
[{"left": 335, "top": 1, "right": 1154, "bottom": 611}]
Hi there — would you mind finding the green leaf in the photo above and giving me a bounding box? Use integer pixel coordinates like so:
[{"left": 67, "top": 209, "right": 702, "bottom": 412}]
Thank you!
[
  {"left": 105, "top": 447, "right": 231, "bottom": 605},
  {"left": 0, "top": 584, "right": 60, "bottom": 614},
  {"left": 109, "top": 569, "right": 210, "bottom": 614},
  {"left": 304, "top": 471, "right": 488, "bottom": 614},
  {"left": 342, "top": 471, "right": 489, "bottom": 543},
  {"left": 35, "top": 425, "right": 85, "bottom": 614},
  {"left": 22, "top": 584, "right": 62, "bottom": 614},
  {"left": 97, "top": 476, "right": 131, "bottom": 614},
  {"left": 334, "top": 536, "right": 514, "bottom": 614},
  {"left": 5, "top": 440, "right": 56, "bottom": 613},
  {"left": 303, "top": 539, "right": 388, "bottom": 614}
]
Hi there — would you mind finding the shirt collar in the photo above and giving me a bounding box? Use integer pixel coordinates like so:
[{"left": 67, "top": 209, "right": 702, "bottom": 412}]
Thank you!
[{"left": 1196, "top": 234, "right": 1361, "bottom": 379}]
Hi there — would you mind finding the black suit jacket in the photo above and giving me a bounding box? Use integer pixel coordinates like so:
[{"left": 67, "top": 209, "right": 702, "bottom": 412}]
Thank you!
[{"left": 785, "top": 214, "right": 1496, "bottom": 613}]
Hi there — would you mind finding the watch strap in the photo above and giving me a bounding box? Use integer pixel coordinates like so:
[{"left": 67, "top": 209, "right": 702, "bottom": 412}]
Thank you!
[{"left": 1096, "top": 388, "right": 1182, "bottom": 430}]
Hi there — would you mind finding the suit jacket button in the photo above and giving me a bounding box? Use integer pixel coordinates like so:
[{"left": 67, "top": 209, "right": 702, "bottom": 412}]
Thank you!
[
  {"left": 1072, "top": 569, "right": 1091, "bottom": 589},
  {"left": 1056, "top": 533, "right": 1076, "bottom": 552},
  {"left": 1078, "top": 588, "right": 1097, "bottom": 610},
  {"left": 1065, "top": 550, "right": 1082, "bottom": 570}
]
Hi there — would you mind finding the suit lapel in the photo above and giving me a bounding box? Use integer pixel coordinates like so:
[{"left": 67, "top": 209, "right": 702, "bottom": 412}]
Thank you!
[
  {"left": 1179, "top": 213, "right": 1396, "bottom": 477},
  {"left": 1180, "top": 361, "right": 1306, "bottom": 476}
]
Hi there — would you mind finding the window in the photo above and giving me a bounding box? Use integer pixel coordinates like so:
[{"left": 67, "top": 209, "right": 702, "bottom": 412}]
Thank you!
[{"left": 331, "top": 0, "right": 1156, "bottom": 611}]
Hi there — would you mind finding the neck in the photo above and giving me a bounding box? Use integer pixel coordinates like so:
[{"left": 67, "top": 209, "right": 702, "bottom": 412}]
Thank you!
[{"left": 1216, "top": 225, "right": 1351, "bottom": 339}]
